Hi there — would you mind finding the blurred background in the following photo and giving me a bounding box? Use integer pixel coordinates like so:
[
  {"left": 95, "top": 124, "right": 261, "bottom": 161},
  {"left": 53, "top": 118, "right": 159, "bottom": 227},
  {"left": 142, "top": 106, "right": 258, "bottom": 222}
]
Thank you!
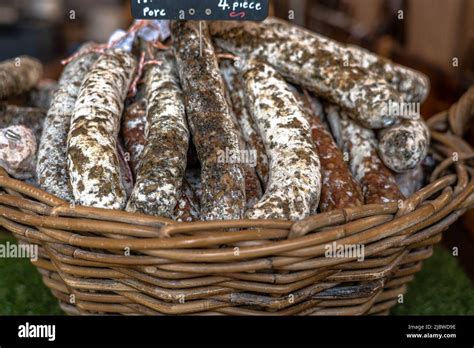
[{"left": 0, "top": 0, "right": 473, "bottom": 314}]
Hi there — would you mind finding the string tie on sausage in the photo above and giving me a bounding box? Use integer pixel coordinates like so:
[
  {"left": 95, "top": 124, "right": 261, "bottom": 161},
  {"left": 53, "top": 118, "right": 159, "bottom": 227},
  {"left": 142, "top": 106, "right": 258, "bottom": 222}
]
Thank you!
[
  {"left": 128, "top": 51, "right": 162, "bottom": 97},
  {"left": 61, "top": 20, "right": 151, "bottom": 66}
]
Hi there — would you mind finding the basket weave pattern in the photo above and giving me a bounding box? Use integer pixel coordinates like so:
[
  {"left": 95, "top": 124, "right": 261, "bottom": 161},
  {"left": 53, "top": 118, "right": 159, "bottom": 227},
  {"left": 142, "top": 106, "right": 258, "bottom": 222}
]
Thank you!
[{"left": 0, "top": 114, "right": 473, "bottom": 316}]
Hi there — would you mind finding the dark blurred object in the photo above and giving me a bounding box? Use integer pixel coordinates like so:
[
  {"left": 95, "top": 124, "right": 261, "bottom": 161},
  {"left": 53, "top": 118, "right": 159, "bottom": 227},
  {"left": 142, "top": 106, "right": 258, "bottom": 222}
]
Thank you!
[
  {"left": 0, "top": 0, "right": 63, "bottom": 24},
  {"left": 27, "top": 79, "right": 58, "bottom": 110},
  {"left": 406, "top": 0, "right": 474, "bottom": 76},
  {"left": 274, "top": 0, "right": 397, "bottom": 43},
  {"left": 0, "top": 0, "right": 63, "bottom": 61},
  {"left": 0, "top": 0, "right": 127, "bottom": 63},
  {"left": 0, "top": 21, "right": 59, "bottom": 61}
]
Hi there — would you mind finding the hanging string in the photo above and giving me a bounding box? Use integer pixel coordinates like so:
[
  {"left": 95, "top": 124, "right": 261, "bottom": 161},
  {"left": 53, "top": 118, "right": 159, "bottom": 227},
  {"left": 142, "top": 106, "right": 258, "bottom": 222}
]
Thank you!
[
  {"left": 216, "top": 53, "right": 240, "bottom": 61},
  {"left": 61, "top": 20, "right": 151, "bottom": 66},
  {"left": 151, "top": 40, "right": 172, "bottom": 50},
  {"left": 127, "top": 41, "right": 163, "bottom": 97},
  {"left": 61, "top": 20, "right": 168, "bottom": 97},
  {"left": 128, "top": 51, "right": 146, "bottom": 97}
]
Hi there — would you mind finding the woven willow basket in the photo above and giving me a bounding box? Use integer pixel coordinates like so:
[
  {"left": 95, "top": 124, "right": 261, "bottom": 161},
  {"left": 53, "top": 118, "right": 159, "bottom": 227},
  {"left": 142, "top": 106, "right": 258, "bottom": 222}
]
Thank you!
[{"left": 1, "top": 99, "right": 473, "bottom": 316}]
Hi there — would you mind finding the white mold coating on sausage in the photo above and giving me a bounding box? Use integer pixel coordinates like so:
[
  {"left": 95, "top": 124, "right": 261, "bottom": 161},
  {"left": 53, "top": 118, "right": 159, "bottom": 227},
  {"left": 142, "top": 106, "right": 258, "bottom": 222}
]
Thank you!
[
  {"left": 172, "top": 20, "right": 246, "bottom": 221},
  {"left": 67, "top": 49, "right": 136, "bottom": 209},
  {"left": 337, "top": 110, "right": 403, "bottom": 204},
  {"left": 211, "top": 17, "right": 429, "bottom": 104},
  {"left": 378, "top": 119, "right": 430, "bottom": 173},
  {"left": 343, "top": 44, "right": 429, "bottom": 103},
  {"left": 126, "top": 51, "right": 189, "bottom": 217},
  {"left": 0, "top": 56, "right": 43, "bottom": 99},
  {"left": 221, "top": 61, "right": 263, "bottom": 210},
  {"left": 242, "top": 60, "right": 321, "bottom": 220},
  {"left": 210, "top": 18, "right": 406, "bottom": 129},
  {"left": 37, "top": 43, "right": 98, "bottom": 201},
  {"left": 220, "top": 60, "right": 270, "bottom": 188}
]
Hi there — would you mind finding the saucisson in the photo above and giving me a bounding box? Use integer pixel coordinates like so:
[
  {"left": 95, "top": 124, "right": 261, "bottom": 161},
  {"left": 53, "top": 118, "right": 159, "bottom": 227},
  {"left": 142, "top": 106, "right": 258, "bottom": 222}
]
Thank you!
[
  {"left": 328, "top": 105, "right": 403, "bottom": 204},
  {"left": 221, "top": 62, "right": 263, "bottom": 210},
  {"left": 172, "top": 20, "right": 246, "bottom": 220},
  {"left": 210, "top": 18, "right": 410, "bottom": 129},
  {"left": 68, "top": 49, "right": 136, "bottom": 209},
  {"left": 126, "top": 50, "right": 189, "bottom": 217},
  {"left": 294, "top": 90, "right": 363, "bottom": 212},
  {"left": 121, "top": 84, "right": 147, "bottom": 176},
  {"left": 344, "top": 44, "right": 429, "bottom": 103},
  {"left": 242, "top": 60, "right": 321, "bottom": 220},
  {"left": 37, "top": 44, "right": 99, "bottom": 201},
  {"left": 211, "top": 18, "right": 429, "bottom": 103},
  {"left": 378, "top": 119, "right": 430, "bottom": 173},
  {"left": 220, "top": 60, "right": 270, "bottom": 188},
  {"left": 0, "top": 56, "right": 43, "bottom": 99}
]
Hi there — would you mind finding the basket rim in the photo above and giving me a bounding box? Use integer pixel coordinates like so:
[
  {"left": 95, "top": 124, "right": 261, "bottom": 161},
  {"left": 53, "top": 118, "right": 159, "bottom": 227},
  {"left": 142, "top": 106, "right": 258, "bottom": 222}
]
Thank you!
[{"left": 0, "top": 117, "right": 473, "bottom": 245}]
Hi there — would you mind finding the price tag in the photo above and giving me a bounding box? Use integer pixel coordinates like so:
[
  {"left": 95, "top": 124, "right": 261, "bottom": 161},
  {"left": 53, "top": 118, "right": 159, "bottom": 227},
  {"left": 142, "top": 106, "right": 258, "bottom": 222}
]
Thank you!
[{"left": 131, "top": 0, "right": 269, "bottom": 21}]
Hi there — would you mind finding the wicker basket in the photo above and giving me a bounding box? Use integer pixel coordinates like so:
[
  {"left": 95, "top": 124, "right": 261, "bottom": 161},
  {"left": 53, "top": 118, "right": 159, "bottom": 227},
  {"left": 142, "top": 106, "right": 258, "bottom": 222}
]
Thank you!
[{"left": 1, "top": 104, "right": 473, "bottom": 316}]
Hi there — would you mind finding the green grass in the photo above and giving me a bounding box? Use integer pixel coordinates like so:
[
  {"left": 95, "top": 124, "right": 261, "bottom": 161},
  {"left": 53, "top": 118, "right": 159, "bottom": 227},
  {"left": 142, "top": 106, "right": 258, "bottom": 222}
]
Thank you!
[
  {"left": 0, "top": 235, "right": 472, "bottom": 315},
  {"left": 392, "top": 246, "right": 474, "bottom": 315},
  {"left": 0, "top": 237, "right": 63, "bottom": 315}
]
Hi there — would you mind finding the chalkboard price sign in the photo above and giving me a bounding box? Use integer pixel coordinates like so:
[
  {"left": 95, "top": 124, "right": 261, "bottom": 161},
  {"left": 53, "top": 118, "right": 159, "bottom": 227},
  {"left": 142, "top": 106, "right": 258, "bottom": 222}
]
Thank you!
[{"left": 131, "top": 0, "right": 269, "bottom": 21}]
